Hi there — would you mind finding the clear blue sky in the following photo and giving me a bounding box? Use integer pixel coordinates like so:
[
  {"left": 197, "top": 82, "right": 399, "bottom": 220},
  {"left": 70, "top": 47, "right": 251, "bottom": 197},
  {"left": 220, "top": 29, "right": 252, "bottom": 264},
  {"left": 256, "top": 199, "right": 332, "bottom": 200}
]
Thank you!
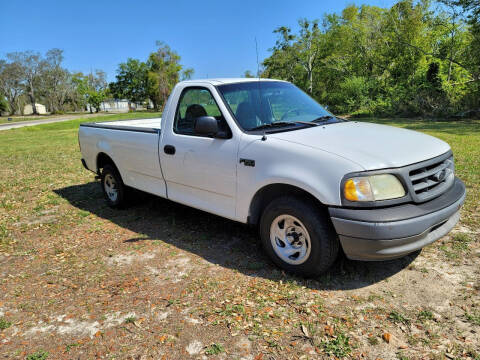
[{"left": 0, "top": 0, "right": 396, "bottom": 82}]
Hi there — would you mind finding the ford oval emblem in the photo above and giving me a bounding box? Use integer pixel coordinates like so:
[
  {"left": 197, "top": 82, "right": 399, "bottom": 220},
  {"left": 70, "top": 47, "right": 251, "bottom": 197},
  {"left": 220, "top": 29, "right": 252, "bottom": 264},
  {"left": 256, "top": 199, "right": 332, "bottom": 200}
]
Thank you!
[{"left": 433, "top": 169, "right": 446, "bottom": 182}]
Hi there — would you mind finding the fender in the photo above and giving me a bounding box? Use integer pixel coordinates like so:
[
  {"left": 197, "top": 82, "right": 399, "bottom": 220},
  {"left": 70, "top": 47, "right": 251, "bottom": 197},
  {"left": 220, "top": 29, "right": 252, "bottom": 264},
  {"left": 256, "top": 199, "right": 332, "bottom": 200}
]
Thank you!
[{"left": 235, "top": 135, "right": 364, "bottom": 223}]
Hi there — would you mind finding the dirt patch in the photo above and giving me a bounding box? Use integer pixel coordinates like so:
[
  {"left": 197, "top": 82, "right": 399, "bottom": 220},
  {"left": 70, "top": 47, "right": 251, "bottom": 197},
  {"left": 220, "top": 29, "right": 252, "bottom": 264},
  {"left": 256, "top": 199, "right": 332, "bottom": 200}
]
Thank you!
[
  {"left": 106, "top": 252, "right": 156, "bottom": 266},
  {"left": 185, "top": 340, "right": 204, "bottom": 355},
  {"left": 1, "top": 193, "right": 478, "bottom": 359},
  {"left": 23, "top": 312, "right": 138, "bottom": 339}
]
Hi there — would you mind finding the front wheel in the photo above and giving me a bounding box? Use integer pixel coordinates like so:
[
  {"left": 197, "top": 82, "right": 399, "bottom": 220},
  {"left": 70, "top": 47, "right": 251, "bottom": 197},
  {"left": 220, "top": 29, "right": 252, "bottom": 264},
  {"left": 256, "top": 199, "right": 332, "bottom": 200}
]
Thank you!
[{"left": 259, "top": 196, "right": 339, "bottom": 277}]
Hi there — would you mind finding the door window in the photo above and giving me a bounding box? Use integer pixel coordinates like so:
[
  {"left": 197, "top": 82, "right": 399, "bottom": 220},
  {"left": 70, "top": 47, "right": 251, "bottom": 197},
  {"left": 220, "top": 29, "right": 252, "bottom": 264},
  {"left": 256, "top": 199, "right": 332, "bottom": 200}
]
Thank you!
[{"left": 174, "top": 88, "right": 225, "bottom": 136}]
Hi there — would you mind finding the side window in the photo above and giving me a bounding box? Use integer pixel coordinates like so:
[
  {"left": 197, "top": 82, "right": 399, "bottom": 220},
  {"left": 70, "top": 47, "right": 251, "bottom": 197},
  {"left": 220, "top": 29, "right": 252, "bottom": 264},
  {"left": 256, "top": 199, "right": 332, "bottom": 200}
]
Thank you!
[{"left": 174, "top": 88, "right": 223, "bottom": 135}]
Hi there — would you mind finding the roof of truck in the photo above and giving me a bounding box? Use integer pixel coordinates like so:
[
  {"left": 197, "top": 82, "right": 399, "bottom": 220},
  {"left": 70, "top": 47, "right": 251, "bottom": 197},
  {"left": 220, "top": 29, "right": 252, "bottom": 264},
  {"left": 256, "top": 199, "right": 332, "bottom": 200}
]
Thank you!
[{"left": 179, "top": 78, "right": 287, "bottom": 85}]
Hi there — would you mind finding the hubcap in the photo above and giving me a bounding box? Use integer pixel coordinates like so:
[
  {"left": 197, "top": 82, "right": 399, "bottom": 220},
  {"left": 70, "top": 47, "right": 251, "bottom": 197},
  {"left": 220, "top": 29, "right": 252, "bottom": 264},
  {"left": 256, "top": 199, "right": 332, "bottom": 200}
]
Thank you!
[
  {"left": 270, "top": 215, "right": 311, "bottom": 265},
  {"left": 104, "top": 174, "right": 118, "bottom": 202}
]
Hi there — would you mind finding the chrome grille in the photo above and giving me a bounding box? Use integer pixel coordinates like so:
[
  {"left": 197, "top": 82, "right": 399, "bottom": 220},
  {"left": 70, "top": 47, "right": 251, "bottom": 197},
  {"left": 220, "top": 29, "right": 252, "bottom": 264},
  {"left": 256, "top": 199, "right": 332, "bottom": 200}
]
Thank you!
[{"left": 408, "top": 156, "right": 454, "bottom": 202}]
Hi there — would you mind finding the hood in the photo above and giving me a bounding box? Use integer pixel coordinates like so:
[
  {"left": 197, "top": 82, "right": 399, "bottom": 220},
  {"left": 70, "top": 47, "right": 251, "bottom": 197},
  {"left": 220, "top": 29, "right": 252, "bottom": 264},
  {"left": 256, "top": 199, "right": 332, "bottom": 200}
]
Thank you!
[{"left": 270, "top": 121, "right": 450, "bottom": 170}]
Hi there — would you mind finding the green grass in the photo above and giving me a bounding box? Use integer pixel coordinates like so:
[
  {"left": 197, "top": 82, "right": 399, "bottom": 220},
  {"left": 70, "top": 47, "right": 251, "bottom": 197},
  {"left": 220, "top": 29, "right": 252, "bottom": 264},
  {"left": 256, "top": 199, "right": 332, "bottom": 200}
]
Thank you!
[
  {"left": 205, "top": 343, "right": 224, "bottom": 355},
  {"left": 0, "top": 111, "right": 161, "bottom": 252},
  {"left": 388, "top": 310, "right": 410, "bottom": 325},
  {"left": 26, "top": 350, "right": 49, "bottom": 360},
  {"left": 0, "top": 117, "right": 477, "bottom": 245},
  {"left": 417, "top": 310, "right": 434, "bottom": 321},
  {"left": 124, "top": 316, "right": 137, "bottom": 324},
  {"left": 465, "top": 311, "right": 480, "bottom": 326},
  {"left": 0, "top": 111, "right": 160, "bottom": 124},
  {"left": 321, "top": 333, "right": 351, "bottom": 357},
  {"left": 0, "top": 112, "right": 85, "bottom": 124},
  {"left": 0, "top": 317, "right": 12, "bottom": 330},
  {"left": 0, "top": 116, "right": 42, "bottom": 124}
]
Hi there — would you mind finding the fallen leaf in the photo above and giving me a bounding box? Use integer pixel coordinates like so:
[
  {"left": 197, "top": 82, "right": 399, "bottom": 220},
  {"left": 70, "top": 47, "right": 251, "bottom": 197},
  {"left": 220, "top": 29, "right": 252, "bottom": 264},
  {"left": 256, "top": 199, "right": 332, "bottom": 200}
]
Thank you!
[{"left": 382, "top": 332, "right": 391, "bottom": 343}]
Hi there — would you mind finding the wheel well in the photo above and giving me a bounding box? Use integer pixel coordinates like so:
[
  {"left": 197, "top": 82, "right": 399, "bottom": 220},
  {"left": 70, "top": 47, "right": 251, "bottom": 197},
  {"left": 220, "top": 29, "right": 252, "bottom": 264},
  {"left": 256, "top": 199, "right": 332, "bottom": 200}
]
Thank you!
[
  {"left": 248, "top": 184, "right": 326, "bottom": 225},
  {"left": 96, "top": 152, "right": 118, "bottom": 174}
]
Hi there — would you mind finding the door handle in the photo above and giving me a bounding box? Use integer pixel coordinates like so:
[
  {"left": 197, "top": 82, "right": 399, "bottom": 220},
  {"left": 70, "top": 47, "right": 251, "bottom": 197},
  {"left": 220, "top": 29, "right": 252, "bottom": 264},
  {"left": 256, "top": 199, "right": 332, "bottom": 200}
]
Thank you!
[{"left": 164, "top": 145, "right": 176, "bottom": 155}]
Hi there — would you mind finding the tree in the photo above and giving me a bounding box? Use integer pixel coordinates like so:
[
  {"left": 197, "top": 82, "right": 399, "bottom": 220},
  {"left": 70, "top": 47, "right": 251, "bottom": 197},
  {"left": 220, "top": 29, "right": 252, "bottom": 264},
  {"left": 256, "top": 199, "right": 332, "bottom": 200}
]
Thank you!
[
  {"left": 444, "top": 0, "right": 480, "bottom": 100},
  {"left": 244, "top": 70, "right": 255, "bottom": 78},
  {"left": 296, "top": 19, "right": 323, "bottom": 94},
  {"left": 110, "top": 58, "right": 149, "bottom": 110},
  {"left": 262, "top": 0, "right": 479, "bottom": 117},
  {"left": 108, "top": 42, "right": 193, "bottom": 111},
  {"left": 73, "top": 71, "right": 107, "bottom": 113},
  {"left": 7, "top": 51, "right": 44, "bottom": 115},
  {"left": 40, "top": 49, "right": 70, "bottom": 113},
  {"left": 146, "top": 42, "right": 184, "bottom": 110},
  {"left": 263, "top": 26, "right": 303, "bottom": 85},
  {"left": 182, "top": 68, "right": 194, "bottom": 80},
  {"left": 0, "top": 60, "right": 24, "bottom": 115}
]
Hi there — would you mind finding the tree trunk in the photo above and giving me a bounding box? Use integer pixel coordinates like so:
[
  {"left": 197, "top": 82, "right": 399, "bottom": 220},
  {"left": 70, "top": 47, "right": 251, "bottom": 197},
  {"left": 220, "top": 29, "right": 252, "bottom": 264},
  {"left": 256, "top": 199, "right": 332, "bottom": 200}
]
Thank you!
[
  {"left": 308, "top": 69, "right": 313, "bottom": 94},
  {"left": 8, "top": 98, "right": 16, "bottom": 116},
  {"left": 29, "top": 89, "right": 38, "bottom": 115}
]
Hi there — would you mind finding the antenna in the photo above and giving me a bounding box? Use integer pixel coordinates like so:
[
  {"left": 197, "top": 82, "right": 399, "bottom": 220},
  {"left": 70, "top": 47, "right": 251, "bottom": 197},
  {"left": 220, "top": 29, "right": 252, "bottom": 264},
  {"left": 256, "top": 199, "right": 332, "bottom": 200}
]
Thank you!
[
  {"left": 255, "top": 37, "right": 267, "bottom": 141},
  {"left": 255, "top": 37, "right": 260, "bottom": 78}
]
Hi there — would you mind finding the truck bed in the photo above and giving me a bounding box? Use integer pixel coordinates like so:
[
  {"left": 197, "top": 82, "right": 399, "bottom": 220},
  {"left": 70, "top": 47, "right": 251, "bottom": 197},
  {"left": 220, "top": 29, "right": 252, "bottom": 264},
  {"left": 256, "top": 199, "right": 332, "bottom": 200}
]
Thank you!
[{"left": 80, "top": 118, "right": 162, "bottom": 133}]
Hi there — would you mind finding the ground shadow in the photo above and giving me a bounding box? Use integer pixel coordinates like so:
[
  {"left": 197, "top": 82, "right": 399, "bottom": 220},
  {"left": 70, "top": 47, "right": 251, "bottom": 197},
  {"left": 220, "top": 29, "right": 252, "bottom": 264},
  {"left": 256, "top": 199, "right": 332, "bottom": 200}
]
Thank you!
[{"left": 54, "top": 182, "right": 418, "bottom": 291}]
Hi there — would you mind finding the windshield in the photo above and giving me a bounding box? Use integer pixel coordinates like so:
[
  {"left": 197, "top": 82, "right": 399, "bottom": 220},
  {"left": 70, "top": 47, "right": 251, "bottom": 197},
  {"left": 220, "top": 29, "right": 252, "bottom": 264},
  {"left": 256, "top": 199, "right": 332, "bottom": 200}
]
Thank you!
[{"left": 217, "top": 81, "right": 340, "bottom": 131}]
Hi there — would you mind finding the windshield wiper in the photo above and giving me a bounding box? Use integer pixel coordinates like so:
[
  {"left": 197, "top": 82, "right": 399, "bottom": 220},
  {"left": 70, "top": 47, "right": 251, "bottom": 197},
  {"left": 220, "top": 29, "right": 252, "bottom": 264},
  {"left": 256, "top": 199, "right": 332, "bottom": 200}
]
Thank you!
[
  {"left": 311, "top": 115, "right": 334, "bottom": 123},
  {"left": 249, "top": 121, "right": 317, "bottom": 131}
]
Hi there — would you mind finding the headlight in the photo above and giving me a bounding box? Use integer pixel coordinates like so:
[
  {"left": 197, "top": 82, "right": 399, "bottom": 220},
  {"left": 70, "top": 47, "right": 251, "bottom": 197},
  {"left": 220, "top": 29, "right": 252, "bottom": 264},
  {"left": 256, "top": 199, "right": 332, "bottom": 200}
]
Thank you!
[{"left": 344, "top": 174, "right": 406, "bottom": 202}]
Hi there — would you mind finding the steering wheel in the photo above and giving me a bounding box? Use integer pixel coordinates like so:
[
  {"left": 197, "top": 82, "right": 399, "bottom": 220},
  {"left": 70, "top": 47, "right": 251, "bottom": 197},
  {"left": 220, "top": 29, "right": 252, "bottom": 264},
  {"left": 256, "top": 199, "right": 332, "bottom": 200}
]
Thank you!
[{"left": 281, "top": 108, "right": 302, "bottom": 121}]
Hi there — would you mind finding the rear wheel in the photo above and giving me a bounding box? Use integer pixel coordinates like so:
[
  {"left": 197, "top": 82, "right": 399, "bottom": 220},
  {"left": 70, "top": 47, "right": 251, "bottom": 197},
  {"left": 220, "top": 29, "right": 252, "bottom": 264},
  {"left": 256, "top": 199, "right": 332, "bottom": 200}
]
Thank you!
[
  {"left": 101, "top": 164, "right": 127, "bottom": 208},
  {"left": 259, "top": 196, "right": 339, "bottom": 277}
]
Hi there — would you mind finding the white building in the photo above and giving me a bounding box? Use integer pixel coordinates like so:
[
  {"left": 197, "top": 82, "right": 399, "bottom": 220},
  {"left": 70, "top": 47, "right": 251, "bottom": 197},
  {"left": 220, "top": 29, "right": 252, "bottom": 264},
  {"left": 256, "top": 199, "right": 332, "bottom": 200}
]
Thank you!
[
  {"left": 87, "top": 99, "right": 153, "bottom": 113},
  {"left": 24, "top": 103, "right": 47, "bottom": 115}
]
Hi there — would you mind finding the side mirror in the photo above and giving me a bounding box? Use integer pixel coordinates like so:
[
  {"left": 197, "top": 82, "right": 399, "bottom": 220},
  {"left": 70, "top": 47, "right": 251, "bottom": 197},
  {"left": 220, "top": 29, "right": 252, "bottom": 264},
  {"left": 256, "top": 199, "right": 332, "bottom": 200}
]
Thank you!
[{"left": 194, "top": 116, "right": 219, "bottom": 137}]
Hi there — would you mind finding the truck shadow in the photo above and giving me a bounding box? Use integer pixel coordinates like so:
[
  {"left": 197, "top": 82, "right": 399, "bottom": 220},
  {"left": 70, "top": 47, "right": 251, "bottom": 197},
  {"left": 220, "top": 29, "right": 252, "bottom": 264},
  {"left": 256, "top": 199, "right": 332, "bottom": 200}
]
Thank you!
[{"left": 54, "top": 182, "right": 418, "bottom": 291}]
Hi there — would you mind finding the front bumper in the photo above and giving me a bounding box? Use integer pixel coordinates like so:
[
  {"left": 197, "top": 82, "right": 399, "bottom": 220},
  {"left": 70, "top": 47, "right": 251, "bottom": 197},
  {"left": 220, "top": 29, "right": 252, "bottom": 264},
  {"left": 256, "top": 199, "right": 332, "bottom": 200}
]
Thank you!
[{"left": 328, "top": 177, "right": 466, "bottom": 261}]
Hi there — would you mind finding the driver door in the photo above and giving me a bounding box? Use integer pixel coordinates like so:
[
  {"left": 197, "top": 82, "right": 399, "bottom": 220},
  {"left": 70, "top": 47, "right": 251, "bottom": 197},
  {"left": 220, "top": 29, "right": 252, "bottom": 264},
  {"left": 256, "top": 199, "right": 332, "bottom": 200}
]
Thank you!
[{"left": 160, "top": 87, "right": 239, "bottom": 219}]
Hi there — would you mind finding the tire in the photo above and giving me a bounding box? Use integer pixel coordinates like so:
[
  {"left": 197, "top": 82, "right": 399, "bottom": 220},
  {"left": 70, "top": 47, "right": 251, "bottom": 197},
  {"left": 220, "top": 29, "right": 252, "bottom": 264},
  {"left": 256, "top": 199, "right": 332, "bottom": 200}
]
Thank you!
[
  {"left": 100, "top": 164, "right": 127, "bottom": 208},
  {"left": 259, "top": 196, "right": 339, "bottom": 277}
]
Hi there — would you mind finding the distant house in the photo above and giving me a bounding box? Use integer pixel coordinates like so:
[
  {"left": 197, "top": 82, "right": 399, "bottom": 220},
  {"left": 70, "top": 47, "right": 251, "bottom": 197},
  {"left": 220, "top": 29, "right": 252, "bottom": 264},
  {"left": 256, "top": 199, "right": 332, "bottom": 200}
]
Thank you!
[
  {"left": 87, "top": 99, "right": 153, "bottom": 113},
  {"left": 24, "top": 103, "right": 47, "bottom": 115}
]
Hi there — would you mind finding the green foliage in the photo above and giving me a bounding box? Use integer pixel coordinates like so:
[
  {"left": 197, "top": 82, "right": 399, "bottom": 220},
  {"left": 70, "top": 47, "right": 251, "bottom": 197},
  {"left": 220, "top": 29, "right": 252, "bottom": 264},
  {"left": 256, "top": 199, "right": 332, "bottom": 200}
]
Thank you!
[
  {"left": 0, "top": 96, "right": 8, "bottom": 114},
  {"left": 109, "top": 58, "right": 149, "bottom": 106},
  {"left": 321, "top": 333, "right": 352, "bottom": 357},
  {"left": 146, "top": 41, "right": 185, "bottom": 109},
  {"left": 109, "top": 41, "right": 193, "bottom": 110},
  {"left": 26, "top": 350, "right": 49, "bottom": 360},
  {"left": 0, "top": 317, "right": 12, "bottom": 330},
  {"left": 263, "top": 0, "right": 480, "bottom": 117},
  {"left": 451, "top": 232, "right": 472, "bottom": 251},
  {"left": 389, "top": 311, "right": 411, "bottom": 325},
  {"left": 465, "top": 311, "right": 480, "bottom": 325},
  {"left": 72, "top": 71, "right": 107, "bottom": 113},
  {"left": 124, "top": 316, "right": 136, "bottom": 324},
  {"left": 205, "top": 343, "right": 224, "bottom": 355},
  {"left": 417, "top": 310, "right": 434, "bottom": 321}
]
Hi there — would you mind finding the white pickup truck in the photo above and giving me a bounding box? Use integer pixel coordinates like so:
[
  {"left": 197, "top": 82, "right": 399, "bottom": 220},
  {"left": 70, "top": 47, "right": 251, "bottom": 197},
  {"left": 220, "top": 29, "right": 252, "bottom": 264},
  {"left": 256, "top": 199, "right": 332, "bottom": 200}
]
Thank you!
[{"left": 79, "top": 78, "right": 466, "bottom": 276}]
